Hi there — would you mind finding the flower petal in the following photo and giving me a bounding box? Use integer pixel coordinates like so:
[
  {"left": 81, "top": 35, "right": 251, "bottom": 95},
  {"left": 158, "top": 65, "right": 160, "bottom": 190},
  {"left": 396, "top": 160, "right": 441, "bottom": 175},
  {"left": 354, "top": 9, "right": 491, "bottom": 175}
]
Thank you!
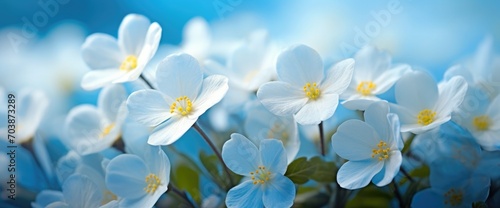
[
  {"left": 156, "top": 53, "right": 203, "bottom": 100},
  {"left": 263, "top": 174, "right": 295, "bottom": 208},
  {"left": 63, "top": 174, "right": 102, "bottom": 208},
  {"left": 192, "top": 75, "right": 229, "bottom": 118},
  {"left": 257, "top": 81, "right": 308, "bottom": 117},
  {"left": 294, "top": 93, "right": 339, "bottom": 125},
  {"left": 341, "top": 96, "right": 380, "bottom": 111},
  {"left": 226, "top": 180, "right": 264, "bottom": 208},
  {"left": 411, "top": 189, "right": 444, "bottom": 208},
  {"left": 337, "top": 160, "right": 383, "bottom": 189},
  {"left": 260, "top": 139, "right": 287, "bottom": 175},
  {"left": 364, "top": 101, "right": 390, "bottom": 141},
  {"left": 81, "top": 69, "right": 126, "bottom": 91},
  {"left": 64, "top": 105, "right": 102, "bottom": 155},
  {"left": 434, "top": 76, "right": 468, "bottom": 118},
  {"left": 118, "top": 14, "right": 151, "bottom": 55},
  {"left": 276, "top": 44, "right": 324, "bottom": 86},
  {"left": 222, "top": 133, "right": 261, "bottom": 176},
  {"left": 332, "top": 120, "right": 381, "bottom": 161},
  {"left": 371, "top": 151, "right": 402, "bottom": 187},
  {"left": 322, "top": 58, "right": 355, "bottom": 94},
  {"left": 353, "top": 46, "right": 391, "bottom": 81},
  {"left": 127, "top": 89, "right": 172, "bottom": 127},
  {"left": 372, "top": 64, "right": 410, "bottom": 94},
  {"left": 98, "top": 84, "right": 127, "bottom": 121},
  {"left": 148, "top": 117, "right": 196, "bottom": 145},
  {"left": 395, "top": 71, "right": 438, "bottom": 112},
  {"left": 106, "top": 154, "right": 148, "bottom": 199},
  {"left": 81, "top": 33, "right": 122, "bottom": 69}
]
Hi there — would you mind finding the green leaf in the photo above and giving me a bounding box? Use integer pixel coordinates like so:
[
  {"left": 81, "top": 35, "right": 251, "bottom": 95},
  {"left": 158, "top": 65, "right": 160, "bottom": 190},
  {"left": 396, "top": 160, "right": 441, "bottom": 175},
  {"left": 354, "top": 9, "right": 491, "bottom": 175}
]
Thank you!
[
  {"left": 285, "top": 157, "right": 316, "bottom": 184},
  {"left": 399, "top": 165, "right": 430, "bottom": 185},
  {"left": 199, "top": 151, "right": 224, "bottom": 183},
  {"left": 293, "top": 192, "right": 330, "bottom": 208},
  {"left": 172, "top": 164, "right": 201, "bottom": 203},
  {"left": 309, "top": 156, "right": 336, "bottom": 183},
  {"left": 346, "top": 185, "right": 392, "bottom": 208},
  {"left": 472, "top": 201, "right": 488, "bottom": 208}
]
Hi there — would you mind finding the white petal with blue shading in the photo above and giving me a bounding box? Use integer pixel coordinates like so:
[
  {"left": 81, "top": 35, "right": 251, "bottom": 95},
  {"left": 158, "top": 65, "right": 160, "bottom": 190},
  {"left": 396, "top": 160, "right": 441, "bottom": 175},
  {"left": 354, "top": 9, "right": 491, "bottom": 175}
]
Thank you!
[
  {"left": 371, "top": 151, "right": 402, "bottom": 187},
  {"left": 337, "top": 160, "right": 383, "bottom": 189},
  {"left": 226, "top": 180, "right": 264, "bottom": 208},
  {"left": 257, "top": 81, "right": 308, "bottom": 117},
  {"left": 81, "top": 33, "right": 123, "bottom": 69},
  {"left": 192, "top": 75, "right": 229, "bottom": 118},
  {"left": 395, "top": 71, "right": 438, "bottom": 112},
  {"left": 98, "top": 84, "right": 127, "bottom": 122},
  {"left": 353, "top": 46, "right": 391, "bottom": 81},
  {"left": 332, "top": 120, "right": 380, "bottom": 161},
  {"left": 364, "top": 101, "right": 390, "bottom": 141},
  {"left": 63, "top": 174, "right": 103, "bottom": 208},
  {"left": 276, "top": 44, "right": 324, "bottom": 86},
  {"left": 106, "top": 154, "right": 148, "bottom": 199},
  {"left": 156, "top": 53, "right": 203, "bottom": 100},
  {"left": 81, "top": 69, "right": 126, "bottom": 90},
  {"left": 127, "top": 89, "right": 172, "bottom": 127},
  {"left": 263, "top": 174, "right": 295, "bottom": 208},
  {"left": 322, "top": 58, "right": 355, "bottom": 95},
  {"left": 260, "top": 139, "right": 287, "bottom": 175},
  {"left": 434, "top": 76, "right": 468, "bottom": 118},
  {"left": 372, "top": 64, "right": 410, "bottom": 94},
  {"left": 148, "top": 116, "right": 197, "bottom": 145},
  {"left": 294, "top": 93, "right": 339, "bottom": 125},
  {"left": 222, "top": 133, "right": 260, "bottom": 176},
  {"left": 118, "top": 14, "right": 150, "bottom": 56}
]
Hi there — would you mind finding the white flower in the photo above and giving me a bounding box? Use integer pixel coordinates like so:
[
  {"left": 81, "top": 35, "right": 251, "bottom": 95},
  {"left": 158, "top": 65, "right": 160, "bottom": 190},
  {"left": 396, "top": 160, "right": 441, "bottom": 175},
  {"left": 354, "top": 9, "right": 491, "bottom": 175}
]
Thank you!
[
  {"left": 454, "top": 92, "right": 500, "bottom": 151},
  {"left": 341, "top": 46, "right": 410, "bottom": 110},
  {"left": 332, "top": 101, "right": 403, "bottom": 189},
  {"left": 257, "top": 44, "right": 354, "bottom": 125},
  {"left": 127, "top": 53, "right": 229, "bottom": 145},
  {"left": 390, "top": 71, "right": 468, "bottom": 134},
  {"left": 64, "top": 84, "right": 128, "bottom": 155},
  {"left": 81, "top": 14, "right": 162, "bottom": 90}
]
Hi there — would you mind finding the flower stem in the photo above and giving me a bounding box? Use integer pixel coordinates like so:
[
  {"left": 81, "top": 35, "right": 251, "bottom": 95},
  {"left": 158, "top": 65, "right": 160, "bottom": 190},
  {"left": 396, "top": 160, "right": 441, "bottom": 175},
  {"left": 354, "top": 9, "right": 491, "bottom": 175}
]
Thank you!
[
  {"left": 139, "top": 74, "right": 154, "bottom": 89},
  {"left": 192, "top": 122, "right": 235, "bottom": 187},
  {"left": 319, "top": 122, "right": 326, "bottom": 156},
  {"left": 400, "top": 166, "right": 415, "bottom": 183},
  {"left": 391, "top": 180, "right": 405, "bottom": 208},
  {"left": 167, "top": 183, "right": 196, "bottom": 208}
]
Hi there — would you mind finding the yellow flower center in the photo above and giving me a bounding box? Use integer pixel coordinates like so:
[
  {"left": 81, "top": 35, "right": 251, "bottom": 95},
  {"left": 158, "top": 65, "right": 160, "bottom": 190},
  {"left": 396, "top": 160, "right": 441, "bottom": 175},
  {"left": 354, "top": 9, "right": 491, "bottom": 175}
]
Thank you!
[
  {"left": 356, "top": 81, "right": 376, "bottom": 96},
  {"left": 372, "top": 141, "right": 390, "bottom": 161},
  {"left": 170, "top": 96, "right": 193, "bottom": 116},
  {"left": 444, "top": 188, "right": 463, "bottom": 206},
  {"left": 120, "top": 55, "right": 138, "bottom": 71},
  {"left": 144, "top": 173, "right": 161, "bottom": 194},
  {"left": 250, "top": 166, "right": 271, "bottom": 185},
  {"left": 417, "top": 109, "right": 436, "bottom": 126},
  {"left": 303, "top": 82, "right": 320, "bottom": 100},
  {"left": 473, "top": 115, "right": 491, "bottom": 131},
  {"left": 101, "top": 190, "right": 117, "bottom": 205},
  {"left": 100, "top": 123, "right": 115, "bottom": 138}
]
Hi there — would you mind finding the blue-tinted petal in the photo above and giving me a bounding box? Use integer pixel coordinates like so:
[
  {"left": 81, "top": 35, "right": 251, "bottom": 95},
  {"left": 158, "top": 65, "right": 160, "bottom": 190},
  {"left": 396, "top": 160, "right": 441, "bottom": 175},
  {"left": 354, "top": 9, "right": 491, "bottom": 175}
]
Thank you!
[
  {"left": 371, "top": 151, "right": 402, "bottom": 187},
  {"left": 106, "top": 154, "right": 148, "bottom": 199},
  {"left": 257, "top": 81, "right": 308, "bottom": 117},
  {"left": 332, "top": 120, "right": 380, "bottom": 161},
  {"left": 276, "top": 44, "right": 324, "bottom": 86},
  {"left": 156, "top": 53, "right": 203, "bottom": 100},
  {"left": 127, "top": 89, "right": 172, "bottom": 127},
  {"left": 263, "top": 174, "right": 295, "bottom": 208},
  {"left": 63, "top": 174, "right": 102, "bottom": 208},
  {"left": 226, "top": 180, "right": 264, "bottom": 208},
  {"left": 222, "top": 133, "right": 260, "bottom": 176},
  {"left": 294, "top": 93, "right": 339, "bottom": 125},
  {"left": 411, "top": 189, "right": 444, "bottom": 208},
  {"left": 337, "top": 160, "right": 383, "bottom": 189},
  {"left": 260, "top": 139, "right": 287, "bottom": 175},
  {"left": 395, "top": 71, "right": 438, "bottom": 112}
]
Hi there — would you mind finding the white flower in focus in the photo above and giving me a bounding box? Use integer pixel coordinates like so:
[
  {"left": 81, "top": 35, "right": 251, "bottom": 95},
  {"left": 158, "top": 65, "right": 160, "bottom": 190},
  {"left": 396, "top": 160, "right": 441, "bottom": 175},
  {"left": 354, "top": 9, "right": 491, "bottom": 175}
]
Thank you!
[
  {"left": 390, "top": 71, "right": 468, "bottom": 134},
  {"left": 257, "top": 44, "right": 354, "bottom": 125},
  {"left": 341, "top": 46, "right": 410, "bottom": 110},
  {"left": 127, "top": 53, "right": 229, "bottom": 145},
  {"left": 81, "top": 14, "right": 162, "bottom": 90}
]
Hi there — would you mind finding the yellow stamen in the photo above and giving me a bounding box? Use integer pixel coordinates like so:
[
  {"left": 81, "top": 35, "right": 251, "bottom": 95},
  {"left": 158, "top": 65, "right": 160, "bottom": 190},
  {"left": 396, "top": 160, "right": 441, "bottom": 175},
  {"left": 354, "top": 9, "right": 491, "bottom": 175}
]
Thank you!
[
  {"left": 100, "top": 123, "right": 115, "bottom": 138},
  {"left": 417, "top": 109, "right": 436, "bottom": 126},
  {"left": 170, "top": 96, "right": 193, "bottom": 116},
  {"left": 443, "top": 188, "right": 463, "bottom": 206},
  {"left": 371, "top": 141, "right": 390, "bottom": 161},
  {"left": 303, "top": 82, "right": 321, "bottom": 100},
  {"left": 120, "top": 55, "right": 138, "bottom": 71},
  {"left": 356, "top": 81, "right": 376, "bottom": 96},
  {"left": 144, "top": 173, "right": 161, "bottom": 194},
  {"left": 473, "top": 115, "right": 491, "bottom": 131},
  {"left": 249, "top": 166, "right": 272, "bottom": 185}
]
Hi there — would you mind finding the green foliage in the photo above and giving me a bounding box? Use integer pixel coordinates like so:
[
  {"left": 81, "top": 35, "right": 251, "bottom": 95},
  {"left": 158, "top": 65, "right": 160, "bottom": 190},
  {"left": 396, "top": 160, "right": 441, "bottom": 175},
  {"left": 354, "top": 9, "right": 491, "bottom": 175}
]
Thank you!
[
  {"left": 346, "top": 185, "right": 392, "bottom": 208},
  {"left": 285, "top": 156, "right": 336, "bottom": 184},
  {"left": 172, "top": 164, "right": 201, "bottom": 203},
  {"left": 472, "top": 201, "right": 488, "bottom": 208}
]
